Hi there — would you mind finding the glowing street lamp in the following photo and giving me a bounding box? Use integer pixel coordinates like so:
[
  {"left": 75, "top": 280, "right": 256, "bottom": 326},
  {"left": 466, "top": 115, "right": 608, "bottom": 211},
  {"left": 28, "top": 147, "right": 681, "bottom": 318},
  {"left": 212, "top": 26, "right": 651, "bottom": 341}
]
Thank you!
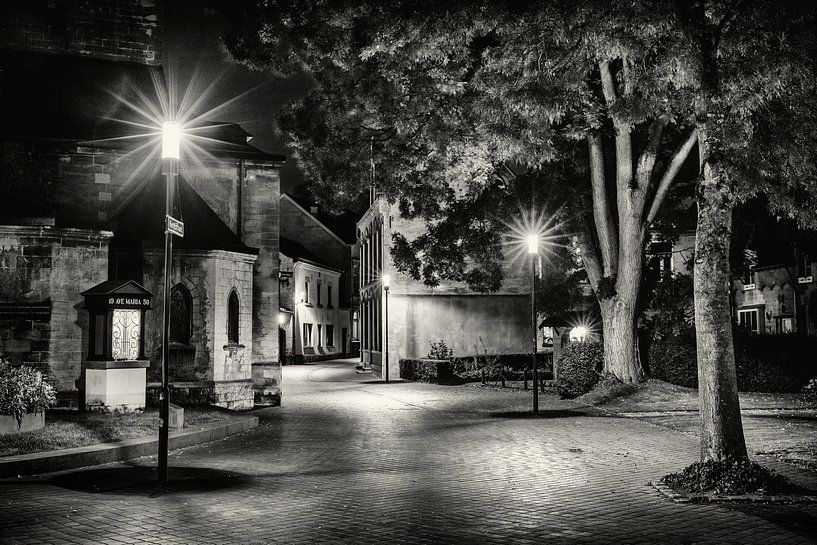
[
  {"left": 527, "top": 233, "right": 539, "bottom": 415},
  {"left": 158, "top": 121, "right": 183, "bottom": 485},
  {"left": 382, "top": 273, "right": 391, "bottom": 383},
  {"left": 161, "top": 122, "right": 181, "bottom": 160}
]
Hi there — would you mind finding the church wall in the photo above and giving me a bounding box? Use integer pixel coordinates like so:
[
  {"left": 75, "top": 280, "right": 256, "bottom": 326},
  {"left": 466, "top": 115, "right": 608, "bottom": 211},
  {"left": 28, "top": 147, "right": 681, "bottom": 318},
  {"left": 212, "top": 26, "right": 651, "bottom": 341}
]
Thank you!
[
  {"left": 0, "top": 0, "right": 162, "bottom": 65},
  {"left": 0, "top": 224, "right": 111, "bottom": 405}
]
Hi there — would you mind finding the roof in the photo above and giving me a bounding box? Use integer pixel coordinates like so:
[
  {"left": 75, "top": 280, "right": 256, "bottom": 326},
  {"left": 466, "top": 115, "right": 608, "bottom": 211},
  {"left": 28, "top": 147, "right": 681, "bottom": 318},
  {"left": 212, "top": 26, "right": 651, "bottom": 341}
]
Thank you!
[
  {"left": 282, "top": 194, "right": 359, "bottom": 244},
  {"left": 280, "top": 237, "right": 340, "bottom": 273},
  {"left": 81, "top": 279, "right": 153, "bottom": 297},
  {"left": 110, "top": 175, "right": 258, "bottom": 255},
  {"left": 0, "top": 49, "right": 285, "bottom": 162}
]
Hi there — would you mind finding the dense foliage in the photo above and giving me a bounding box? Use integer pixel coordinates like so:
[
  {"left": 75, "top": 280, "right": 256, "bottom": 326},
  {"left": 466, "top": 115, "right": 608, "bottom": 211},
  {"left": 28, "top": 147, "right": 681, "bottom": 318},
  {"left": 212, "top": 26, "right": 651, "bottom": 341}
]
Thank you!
[
  {"left": 0, "top": 365, "right": 56, "bottom": 426},
  {"left": 649, "top": 332, "right": 817, "bottom": 392},
  {"left": 555, "top": 342, "right": 604, "bottom": 399}
]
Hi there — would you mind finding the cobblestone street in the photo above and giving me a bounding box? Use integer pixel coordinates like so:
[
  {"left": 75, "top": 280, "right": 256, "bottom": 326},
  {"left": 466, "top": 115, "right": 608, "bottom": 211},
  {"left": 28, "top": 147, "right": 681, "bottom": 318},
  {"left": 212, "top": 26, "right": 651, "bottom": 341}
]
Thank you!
[{"left": 2, "top": 359, "right": 816, "bottom": 545}]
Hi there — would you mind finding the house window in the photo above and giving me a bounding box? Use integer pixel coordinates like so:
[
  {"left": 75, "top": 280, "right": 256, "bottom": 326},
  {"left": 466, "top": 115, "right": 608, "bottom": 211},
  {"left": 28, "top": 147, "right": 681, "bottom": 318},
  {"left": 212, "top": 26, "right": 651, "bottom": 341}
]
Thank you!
[
  {"left": 228, "top": 289, "right": 240, "bottom": 344},
  {"left": 742, "top": 270, "right": 756, "bottom": 290},
  {"left": 327, "top": 284, "right": 333, "bottom": 308},
  {"left": 303, "top": 323, "right": 313, "bottom": 346},
  {"left": 657, "top": 253, "right": 672, "bottom": 275},
  {"left": 737, "top": 308, "right": 759, "bottom": 334},
  {"left": 304, "top": 280, "right": 310, "bottom": 304},
  {"left": 326, "top": 324, "right": 334, "bottom": 346},
  {"left": 317, "top": 324, "right": 322, "bottom": 347},
  {"left": 170, "top": 284, "right": 192, "bottom": 344},
  {"left": 317, "top": 281, "right": 322, "bottom": 306},
  {"left": 776, "top": 316, "right": 794, "bottom": 334}
]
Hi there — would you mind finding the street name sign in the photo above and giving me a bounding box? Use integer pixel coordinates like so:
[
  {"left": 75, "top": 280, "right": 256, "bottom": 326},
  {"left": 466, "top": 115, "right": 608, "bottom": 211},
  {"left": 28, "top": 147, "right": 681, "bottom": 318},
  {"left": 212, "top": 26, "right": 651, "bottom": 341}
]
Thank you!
[{"left": 166, "top": 215, "right": 184, "bottom": 238}]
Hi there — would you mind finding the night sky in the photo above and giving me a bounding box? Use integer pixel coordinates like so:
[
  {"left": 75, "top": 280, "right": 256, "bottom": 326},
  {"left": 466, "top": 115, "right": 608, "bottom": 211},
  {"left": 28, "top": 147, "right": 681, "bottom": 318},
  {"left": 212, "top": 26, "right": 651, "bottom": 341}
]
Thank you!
[{"left": 163, "top": 1, "right": 310, "bottom": 193}]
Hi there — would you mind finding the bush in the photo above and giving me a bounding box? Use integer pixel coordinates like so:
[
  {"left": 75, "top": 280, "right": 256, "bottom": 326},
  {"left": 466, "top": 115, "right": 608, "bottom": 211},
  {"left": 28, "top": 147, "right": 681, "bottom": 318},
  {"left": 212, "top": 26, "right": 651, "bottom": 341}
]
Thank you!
[
  {"left": 648, "top": 331, "right": 817, "bottom": 392},
  {"left": 427, "top": 340, "right": 454, "bottom": 360},
  {"left": 555, "top": 342, "right": 603, "bottom": 398},
  {"left": 399, "top": 359, "right": 446, "bottom": 383},
  {"left": 648, "top": 329, "right": 698, "bottom": 388},
  {"left": 0, "top": 365, "right": 57, "bottom": 426}
]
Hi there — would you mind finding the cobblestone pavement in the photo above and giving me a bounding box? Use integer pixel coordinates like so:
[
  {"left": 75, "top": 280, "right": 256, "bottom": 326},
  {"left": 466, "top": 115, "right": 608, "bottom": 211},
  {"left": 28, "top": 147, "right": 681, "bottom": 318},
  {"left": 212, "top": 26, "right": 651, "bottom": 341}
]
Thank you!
[{"left": 2, "top": 359, "right": 816, "bottom": 545}]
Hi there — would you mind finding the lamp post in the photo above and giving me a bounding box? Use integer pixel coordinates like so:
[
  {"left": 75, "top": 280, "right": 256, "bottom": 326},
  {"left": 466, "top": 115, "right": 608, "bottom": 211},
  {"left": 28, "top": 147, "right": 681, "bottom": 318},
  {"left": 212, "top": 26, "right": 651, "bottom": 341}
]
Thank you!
[
  {"left": 527, "top": 234, "right": 539, "bottom": 415},
  {"left": 159, "top": 121, "right": 181, "bottom": 484},
  {"left": 382, "top": 273, "right": 390, "bottom": 383}
]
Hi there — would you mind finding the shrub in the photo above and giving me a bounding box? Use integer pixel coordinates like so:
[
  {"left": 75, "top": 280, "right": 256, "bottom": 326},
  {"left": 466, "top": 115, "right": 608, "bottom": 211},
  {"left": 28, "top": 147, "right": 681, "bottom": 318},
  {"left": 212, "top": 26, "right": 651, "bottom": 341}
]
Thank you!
[
  {"left": 0, "top": 365, "right": 57, "bottom": 426},
  {"left": 555, "top": 341, "right": 603, "bottom": 398},
  {"left": 427, "top": 340, "right": 454, "bottom": 360},
  {"left": 648, "top": 330, "right": 816, "bottom": 392},
  {"left": 648, "top": 328, "right": 698, "bottom": 388},
  {"left": 399, "top": 359, "right": 441, "bottom": 383}
]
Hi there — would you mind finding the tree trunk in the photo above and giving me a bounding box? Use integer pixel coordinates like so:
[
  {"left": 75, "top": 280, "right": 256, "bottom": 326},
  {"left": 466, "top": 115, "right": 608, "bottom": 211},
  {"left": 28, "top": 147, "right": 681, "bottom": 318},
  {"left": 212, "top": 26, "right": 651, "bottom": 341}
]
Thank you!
[
  {"left": 694, "top": 149, "right": 748, "bottom": 462},
  {"left": 599, "top": 227, "right": 646, "bottom": 383},
  {"left": 600, "top": 298, "right": 644, "bottom": 383}
]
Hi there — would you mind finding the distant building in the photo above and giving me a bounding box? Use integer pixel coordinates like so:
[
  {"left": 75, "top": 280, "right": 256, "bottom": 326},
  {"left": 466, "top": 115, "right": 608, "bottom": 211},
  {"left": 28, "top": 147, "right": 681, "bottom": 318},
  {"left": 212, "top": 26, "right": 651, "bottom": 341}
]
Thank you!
[
  {"left": 732, "top": 259, "right": 816, "bottom": 335},
  {"left": 279, "top": 238, "right": 349, "bottom": 362},
  {"left": 279, "top": 194, "right": 360, "bottom": 361},
  {"left": 357, "top": 196, "right": 531, "bottom": 379}
]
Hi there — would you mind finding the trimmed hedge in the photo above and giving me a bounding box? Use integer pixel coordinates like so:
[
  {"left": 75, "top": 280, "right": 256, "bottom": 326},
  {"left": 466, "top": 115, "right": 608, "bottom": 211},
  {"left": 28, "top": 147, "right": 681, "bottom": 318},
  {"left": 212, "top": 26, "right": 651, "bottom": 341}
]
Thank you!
[
  {"left": 555, "top": 341, "right": 604, "bottom": 398},
  {"left": 399, "top": 353, "right": 553, "bottom": 385},
  {"left": 648, "top": 331, "right": 817, "bottom": 392}
]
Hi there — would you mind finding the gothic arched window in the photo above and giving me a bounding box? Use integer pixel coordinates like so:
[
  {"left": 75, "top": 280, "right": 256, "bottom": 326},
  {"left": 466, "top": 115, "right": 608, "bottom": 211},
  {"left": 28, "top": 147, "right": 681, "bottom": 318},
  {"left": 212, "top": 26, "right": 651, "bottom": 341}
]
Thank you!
[
  {"left": 170, "top": 284, "right": 192, "bottom": 344},
  {"left": 227, "top": 289, "right": 240, "bottom": 344}
]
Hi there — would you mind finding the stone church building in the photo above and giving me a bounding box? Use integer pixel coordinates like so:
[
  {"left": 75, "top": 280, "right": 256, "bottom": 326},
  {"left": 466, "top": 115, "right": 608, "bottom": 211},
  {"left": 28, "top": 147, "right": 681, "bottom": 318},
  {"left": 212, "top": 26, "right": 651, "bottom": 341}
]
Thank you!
[{"left": 0, "top": 0, "right": 283, "bottom": 409}]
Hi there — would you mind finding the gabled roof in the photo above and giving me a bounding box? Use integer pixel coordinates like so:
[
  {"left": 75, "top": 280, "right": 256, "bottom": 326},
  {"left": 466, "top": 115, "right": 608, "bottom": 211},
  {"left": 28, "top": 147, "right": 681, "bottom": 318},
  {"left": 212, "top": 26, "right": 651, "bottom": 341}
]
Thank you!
[
  {"left": 281, "top": 194, "right": 358, "bottom": 245},
  {"left": 81, "top": 279, "right": 153, "bottom": 297},
  {"left": 111, "top": 175, "right": 258, "bottom": 255},
  {"left": 280, "top": 237, "right": 341, "bottom": 273}
]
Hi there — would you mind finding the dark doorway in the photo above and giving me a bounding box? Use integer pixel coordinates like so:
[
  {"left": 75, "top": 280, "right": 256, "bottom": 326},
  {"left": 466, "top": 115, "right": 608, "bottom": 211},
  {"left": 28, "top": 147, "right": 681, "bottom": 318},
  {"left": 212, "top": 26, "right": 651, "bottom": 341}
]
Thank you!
[
  {"left": 342, "top": 327, "right": 348, "bottom": 357},
  {"left": 279, "top": 327, "right": 287, "bottom": 364}
]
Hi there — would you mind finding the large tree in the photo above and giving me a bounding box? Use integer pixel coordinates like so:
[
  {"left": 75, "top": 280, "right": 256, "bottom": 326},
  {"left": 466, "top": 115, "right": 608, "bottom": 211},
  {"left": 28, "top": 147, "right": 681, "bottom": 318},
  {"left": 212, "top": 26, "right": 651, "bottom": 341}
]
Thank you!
[
  {"left": 222, "top": 0, "right": 702, "bottom": 385},
  {"left": 222, "top": 0, "right": 817, "bottom": 461}
]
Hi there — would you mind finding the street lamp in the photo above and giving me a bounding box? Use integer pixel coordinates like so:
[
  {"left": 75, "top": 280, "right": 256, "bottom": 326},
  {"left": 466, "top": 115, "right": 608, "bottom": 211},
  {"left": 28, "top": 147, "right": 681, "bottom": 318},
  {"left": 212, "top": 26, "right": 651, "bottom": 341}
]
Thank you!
[
  {"left": 527, "top": 234, "right": 539, "bottom": 415},
  {"left": 159, "top": 121, "right": 182, "bottom": 484},
  {"left": 382, "top": 273, "right": 391, "bottom": 383}
]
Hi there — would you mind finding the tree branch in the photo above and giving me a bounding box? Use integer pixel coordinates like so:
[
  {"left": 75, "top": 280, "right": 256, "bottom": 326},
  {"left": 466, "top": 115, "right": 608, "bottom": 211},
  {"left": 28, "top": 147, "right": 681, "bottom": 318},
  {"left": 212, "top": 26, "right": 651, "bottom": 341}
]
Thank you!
[
  {"left": 576, "top": 214, "right": 604, "bottom": 292},
  {"left": 599, "top": 61, "right": 618, "bottom": 109},
  {"left": 587, "top": 133, "right": 618, "bottom": 276},
  {"left": 636, "top": 115, "right": 670, "bottom": 193},
  {"left": 647, "top": 129, "right": 699, "bottom": 224}
]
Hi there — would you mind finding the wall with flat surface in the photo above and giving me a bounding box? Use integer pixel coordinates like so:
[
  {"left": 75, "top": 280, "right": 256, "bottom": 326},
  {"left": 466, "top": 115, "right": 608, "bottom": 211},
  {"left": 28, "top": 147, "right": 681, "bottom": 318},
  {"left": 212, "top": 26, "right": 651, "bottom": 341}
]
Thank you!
[
  {"left": 0, "top": 0, "right": 162, "bottom": 65},
  {"left": 0, "top": 224, "right": 111, "bottom": 401}
]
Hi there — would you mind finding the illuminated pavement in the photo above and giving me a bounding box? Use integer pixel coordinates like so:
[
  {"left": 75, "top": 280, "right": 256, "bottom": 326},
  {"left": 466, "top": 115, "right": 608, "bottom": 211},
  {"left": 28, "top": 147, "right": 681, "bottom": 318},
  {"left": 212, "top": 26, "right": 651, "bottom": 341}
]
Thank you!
[{"left": 2, "top": 359, "right": 816, "bottom": 545}]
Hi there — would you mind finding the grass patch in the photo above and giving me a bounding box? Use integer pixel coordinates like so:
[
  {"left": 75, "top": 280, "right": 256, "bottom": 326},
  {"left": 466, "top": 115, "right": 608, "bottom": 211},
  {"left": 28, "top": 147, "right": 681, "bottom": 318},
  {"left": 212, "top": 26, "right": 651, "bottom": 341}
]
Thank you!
[
  {"left": 0, "top": 407, "right": 234, "bottom": 457},
  {"left": 662, "top": 458, "right": 808, "bottom": 496}
]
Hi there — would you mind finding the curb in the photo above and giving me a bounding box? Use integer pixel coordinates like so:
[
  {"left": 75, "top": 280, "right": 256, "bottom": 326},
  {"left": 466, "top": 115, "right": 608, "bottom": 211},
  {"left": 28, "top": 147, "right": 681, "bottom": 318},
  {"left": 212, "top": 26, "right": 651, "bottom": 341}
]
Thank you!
[
  {"left": 0, "top": 414, "right": 259, "bottom": 479},
  {"left": 649, "top": 480, "right": 817, "bottom": 504}
]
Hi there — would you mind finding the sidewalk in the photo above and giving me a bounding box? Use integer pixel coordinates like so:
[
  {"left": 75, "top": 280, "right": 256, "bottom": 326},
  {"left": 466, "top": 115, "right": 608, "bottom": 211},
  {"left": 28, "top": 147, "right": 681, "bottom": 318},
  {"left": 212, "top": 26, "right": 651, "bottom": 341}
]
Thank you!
[
  {"left": 1, "top": 361, "right": 816, "bottom": 544},
  {"left": 0, "top": 411, "right": 258, "bottom": 478}
]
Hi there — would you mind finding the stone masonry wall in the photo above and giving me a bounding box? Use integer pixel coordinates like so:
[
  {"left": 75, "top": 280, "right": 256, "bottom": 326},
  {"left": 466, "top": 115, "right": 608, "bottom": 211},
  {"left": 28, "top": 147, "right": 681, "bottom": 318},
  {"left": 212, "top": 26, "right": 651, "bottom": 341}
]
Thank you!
[
  {"left": 0, "top": 224, "right": 111, "bottom": 401},
  {"left": 0, "top": 0, "right": 162, "bottom": 65},
  {"left": 244, "top": 163, "right": 280, "bottom": 365},
  {"left": 141, "top": 249, "right": 255, "bottom": 408}
]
